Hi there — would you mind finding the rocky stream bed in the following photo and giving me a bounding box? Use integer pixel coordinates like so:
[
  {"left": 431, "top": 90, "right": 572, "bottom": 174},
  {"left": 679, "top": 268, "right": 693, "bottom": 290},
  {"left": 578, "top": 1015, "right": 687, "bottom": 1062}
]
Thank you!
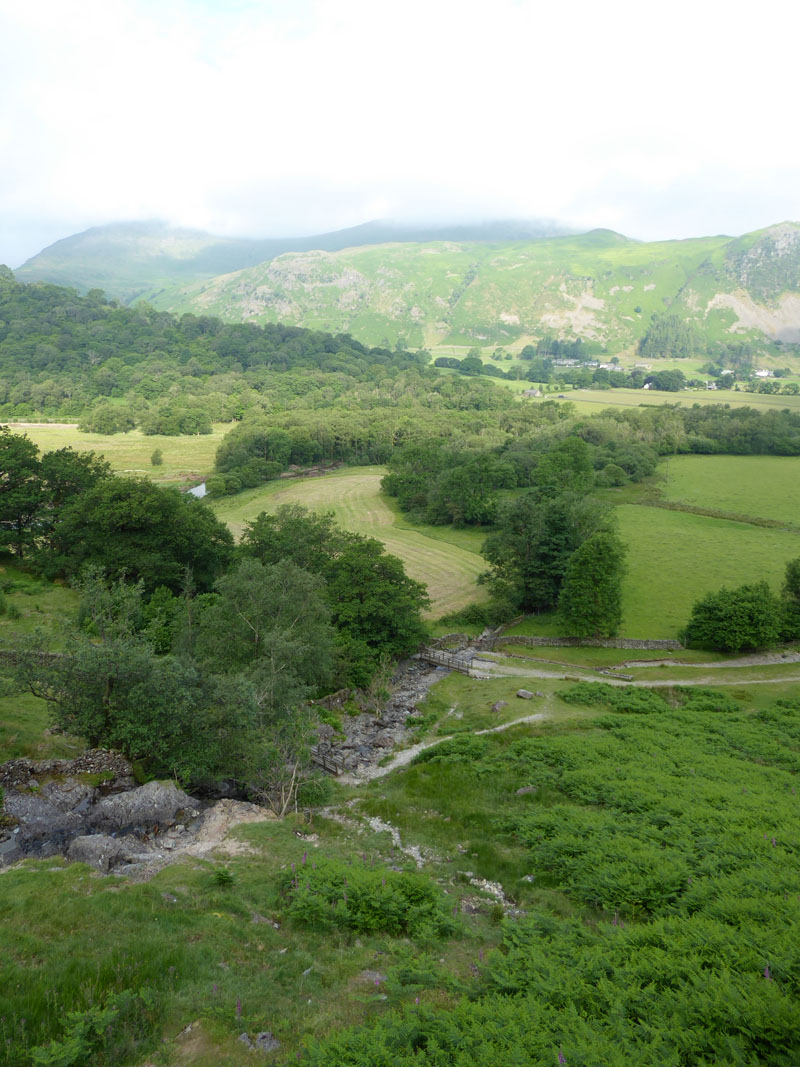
[{"left": 0, "top": 654, "right": 458, "bottom": 875}]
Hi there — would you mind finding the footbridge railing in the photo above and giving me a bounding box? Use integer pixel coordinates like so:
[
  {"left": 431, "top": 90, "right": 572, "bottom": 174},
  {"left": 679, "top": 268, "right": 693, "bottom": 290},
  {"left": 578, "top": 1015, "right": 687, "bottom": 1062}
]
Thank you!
[{"left": 415, "top": 647, "right": 475, "bottom": 674}]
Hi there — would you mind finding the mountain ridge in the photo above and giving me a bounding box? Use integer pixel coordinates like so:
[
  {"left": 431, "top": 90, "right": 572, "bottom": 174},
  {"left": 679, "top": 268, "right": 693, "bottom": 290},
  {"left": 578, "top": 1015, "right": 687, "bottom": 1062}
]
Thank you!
[
  {"left": 10, "top": 220, "right": 800, "bottom": 352},
  {"left": 145, "top": 223, "right": 800, "bottom": 351},
  {"left": 12, "top": 217, "right": 574, "bottom": 302}
]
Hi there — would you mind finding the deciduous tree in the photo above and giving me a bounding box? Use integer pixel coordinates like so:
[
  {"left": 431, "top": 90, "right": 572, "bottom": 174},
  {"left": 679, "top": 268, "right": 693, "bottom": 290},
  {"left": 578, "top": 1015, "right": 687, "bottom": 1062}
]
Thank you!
[{"left": 557, "top": 527, "right": 626, "bottom": 637}]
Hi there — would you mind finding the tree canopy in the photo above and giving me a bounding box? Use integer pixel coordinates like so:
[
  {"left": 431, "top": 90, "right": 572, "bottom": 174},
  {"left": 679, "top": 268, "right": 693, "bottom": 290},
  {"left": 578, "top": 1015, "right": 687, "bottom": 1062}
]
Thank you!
[
  {"left": 681, "top": 581, "right": 782, "bottom": 652},
  {"left": 557, "top": 526, "right": 626, "bottom": 637}
]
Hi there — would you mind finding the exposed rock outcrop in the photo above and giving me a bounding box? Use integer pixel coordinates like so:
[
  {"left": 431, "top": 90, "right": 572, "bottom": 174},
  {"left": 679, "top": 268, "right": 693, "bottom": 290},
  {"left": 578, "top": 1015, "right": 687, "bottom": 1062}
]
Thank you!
[{"left": 87, "top": 780, "right": 199, "bottom": 833}]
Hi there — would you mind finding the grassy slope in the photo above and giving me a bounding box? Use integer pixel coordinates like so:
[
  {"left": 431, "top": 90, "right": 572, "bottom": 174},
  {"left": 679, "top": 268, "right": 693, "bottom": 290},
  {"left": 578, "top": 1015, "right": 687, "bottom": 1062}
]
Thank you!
[
  {"left": 151, "top": 230, "right": 736, "bottom": 350},
  {"left": 209, "top": 468, "right": 488, "bottom": 618},
  {"left": 7, "top": 668, "right": 799, "bottom": 1064}
]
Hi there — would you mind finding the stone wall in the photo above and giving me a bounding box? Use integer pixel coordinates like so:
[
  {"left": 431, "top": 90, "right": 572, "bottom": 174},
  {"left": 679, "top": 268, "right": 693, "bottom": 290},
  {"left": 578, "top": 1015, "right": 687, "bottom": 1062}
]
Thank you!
[{"left": 492, "top": 635, "right": 684, "bottom": 651}]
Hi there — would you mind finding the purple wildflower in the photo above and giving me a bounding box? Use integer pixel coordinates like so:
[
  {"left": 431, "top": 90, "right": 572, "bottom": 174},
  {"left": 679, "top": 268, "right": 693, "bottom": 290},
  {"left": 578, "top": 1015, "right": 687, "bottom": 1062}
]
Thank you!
[
  {"left": 236, "top": 998, "right": 242, "bottom": 1018},
  {"left": 302, "top": 851, "right": 307, "bottom": 865},
  {"left": 772, "top": 837, "right": 777, "bottom": 847},
  {"left": 764, "top": 966, "right": 772, "bottom": 980},
  {"left": 558, "top": 1050, "right": 566, "bottom": 1065},
  {"left": 415, "top": 996, "right": 420, "bottom": 1005}
]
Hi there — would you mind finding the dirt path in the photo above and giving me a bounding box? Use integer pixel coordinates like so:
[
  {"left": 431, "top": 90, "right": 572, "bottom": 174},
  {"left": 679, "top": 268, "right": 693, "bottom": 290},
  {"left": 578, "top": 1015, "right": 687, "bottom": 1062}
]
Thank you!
[
  {"left": 342, "top": 645, "right": 800, "bottom": 787},
  {"left": 471, "top": 657, "right": 800, "bottom": 687},
  {"left": 620, "top": 651, "right": 800, "bottom": 669},
  {"left": 341, "top": 712, "right": 548, "bottom": 784}
]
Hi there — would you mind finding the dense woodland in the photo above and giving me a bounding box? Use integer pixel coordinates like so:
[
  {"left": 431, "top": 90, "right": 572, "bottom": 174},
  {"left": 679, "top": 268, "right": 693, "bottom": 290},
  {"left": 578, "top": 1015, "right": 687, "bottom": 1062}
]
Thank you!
[
  {"left": 1, "top": 272, "right": 797, "bottom": 443},
  {"left": 0, "top": 428, "right": 429, "bottom": 794}
]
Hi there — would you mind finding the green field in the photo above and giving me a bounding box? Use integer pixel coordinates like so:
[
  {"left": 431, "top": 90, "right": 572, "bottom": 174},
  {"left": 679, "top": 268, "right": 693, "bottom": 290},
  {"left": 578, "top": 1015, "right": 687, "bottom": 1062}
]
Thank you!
[
  {"left": 544, "top": 387, "right": 800, "bottom": 414},
  {"left": 661, "top": 454, "right": 800, "bottom": 524},
  {"left": 209, "top": 468, "right": 488, "bottom": 618},
  {"left": 4, "top": 422, "right": 228, "bottom": 487},
  {"left": 617, "top": 504, "right": 800, "bottom": 637}
]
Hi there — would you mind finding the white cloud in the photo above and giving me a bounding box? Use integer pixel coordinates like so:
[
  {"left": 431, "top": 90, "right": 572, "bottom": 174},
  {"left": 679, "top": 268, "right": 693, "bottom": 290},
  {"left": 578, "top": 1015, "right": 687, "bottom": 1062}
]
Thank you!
[{"left": 1, "top": 0, "right": 799, "bottom": 264}]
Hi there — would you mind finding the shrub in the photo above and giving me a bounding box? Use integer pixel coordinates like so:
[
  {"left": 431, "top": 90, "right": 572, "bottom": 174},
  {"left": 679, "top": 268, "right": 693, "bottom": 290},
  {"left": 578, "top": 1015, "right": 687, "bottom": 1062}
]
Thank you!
[
  {"left": 557, "top": 683, "right": 668, "bottom": 714},
  {"left": 681, "top": 581, "right": 782, "bottom": 652},
  {"left": 26, "top": 988, "right": 160, "bottom": 1067},
  {"left": 278, "top": 856, "right": 457, "bottom": 939}
]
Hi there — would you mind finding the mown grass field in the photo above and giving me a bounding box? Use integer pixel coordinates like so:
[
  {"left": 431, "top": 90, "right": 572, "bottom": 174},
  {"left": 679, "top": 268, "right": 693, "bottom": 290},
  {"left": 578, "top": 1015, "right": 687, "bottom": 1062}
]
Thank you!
[
  {"left": 661, "top": 454, "right": 800, "bottom": 524},
  {"left": 209, "top": 468, "right": 488, "bottom": 618},
  {"left": 3, "top": 422, "right": 228, "bottom": 487}
]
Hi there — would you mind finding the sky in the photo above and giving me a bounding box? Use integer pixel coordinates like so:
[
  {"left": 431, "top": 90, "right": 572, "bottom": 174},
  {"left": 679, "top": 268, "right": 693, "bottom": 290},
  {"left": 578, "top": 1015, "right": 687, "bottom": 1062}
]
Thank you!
[{"left": 2, "top": 0, "right": 800, "bottom": 266}]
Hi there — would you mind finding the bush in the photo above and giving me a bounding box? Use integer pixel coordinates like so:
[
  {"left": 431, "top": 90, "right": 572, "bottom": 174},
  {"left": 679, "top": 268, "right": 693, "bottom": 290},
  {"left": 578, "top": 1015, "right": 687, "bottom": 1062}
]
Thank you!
[
  {"left": 557, "top": 683, "right": 668, "bottom": 714},
  {"left": 295, "top": 774, "right": 334, "bottom": 809},
  {"left": 681, "top": 581, "right": 782, "bottom": 652},
  {"left": 557, "top": 683, "right": 739, "bottom": 715},
  {"left": 278, "top": 856, "right": 457, "bottom": 939},
  {"left": 26, "top": 988, "right": 160, "bottom": 1067}
]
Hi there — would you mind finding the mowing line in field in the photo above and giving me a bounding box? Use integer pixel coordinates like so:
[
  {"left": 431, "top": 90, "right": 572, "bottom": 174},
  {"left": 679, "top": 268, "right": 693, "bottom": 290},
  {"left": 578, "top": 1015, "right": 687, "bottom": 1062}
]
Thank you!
[{"left": 210, "top": 467, "right": 487, "bottom": 618}]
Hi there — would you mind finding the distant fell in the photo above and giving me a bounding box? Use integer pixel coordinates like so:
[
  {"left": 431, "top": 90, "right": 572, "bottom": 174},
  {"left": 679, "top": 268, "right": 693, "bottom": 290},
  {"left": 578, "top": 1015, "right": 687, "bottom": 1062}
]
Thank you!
[{"left": 14, "top": 217, "right": 573, "bottom": 302}]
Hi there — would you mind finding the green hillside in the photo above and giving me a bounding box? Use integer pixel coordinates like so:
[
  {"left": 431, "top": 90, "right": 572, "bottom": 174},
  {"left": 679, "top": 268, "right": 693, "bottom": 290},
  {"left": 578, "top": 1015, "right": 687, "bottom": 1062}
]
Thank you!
[
  {"left": 13, "top": 218, "right": 570, "bottom": 304},
  {"left": 150, "top": 223, "right": 800, "bottom": 350}
]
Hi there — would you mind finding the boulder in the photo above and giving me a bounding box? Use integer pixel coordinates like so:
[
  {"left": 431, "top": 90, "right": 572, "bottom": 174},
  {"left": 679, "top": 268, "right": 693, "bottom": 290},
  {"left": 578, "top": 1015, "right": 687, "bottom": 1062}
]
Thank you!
[
  {"left": 372, "top": 731, "right": 396, "bottom": 748},
  {"left": 41, "top": 778, "right": 95, "bottom": 813},
  {"left": 515, "top": 785, "right": 538, "bottom": 796},
  {"left": 491, "top": 701, "right": 508, "bottom": 713},
  {"left": 88, "top": 780, "right": 199, "bottom": 833},
  {"left": 516, "top": 689, "right": 534, "bottom": 700},
  {"left": 67, "top": 834, "right": 129, "bottom": 872},
  {"left": 254, "top": 1032, "right": 281, "bottom": 1053},
  {"left": 2, "top": 791, "right": 84, "bottom": 849},
  {"left": 0, "top": 834, "right": 22, "bottom": 865},
  {"left": 238, "top": 1032, "right": 281, "bottom": 1054}
]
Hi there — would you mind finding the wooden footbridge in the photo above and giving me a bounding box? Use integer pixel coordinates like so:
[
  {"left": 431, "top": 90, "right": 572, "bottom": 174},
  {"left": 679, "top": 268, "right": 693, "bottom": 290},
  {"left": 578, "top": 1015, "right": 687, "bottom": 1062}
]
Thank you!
[
  {"left": 414, "top": 646, "right": 476, "bottom": 674},
  {"left": 309, "top": 746, "right": 348, "bottom": 776}
]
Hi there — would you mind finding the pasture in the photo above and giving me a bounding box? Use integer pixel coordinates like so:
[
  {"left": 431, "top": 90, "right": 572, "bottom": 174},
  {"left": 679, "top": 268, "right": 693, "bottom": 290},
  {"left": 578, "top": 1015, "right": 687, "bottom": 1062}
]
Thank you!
[
  {"left": 3, "top": 422, "right": 227, "bottom": 487},
  {"left": 616, "top": 504, "right": 800, "bottom": 637},
  {"left": 209, "top": 468, "right": 488, "bottom": 618},
  {"left": 661, "top": 453, "right": 800, "bottom": 525},
  {"left": 534, "top": 386, "right": 800, "bottom": 414}
]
